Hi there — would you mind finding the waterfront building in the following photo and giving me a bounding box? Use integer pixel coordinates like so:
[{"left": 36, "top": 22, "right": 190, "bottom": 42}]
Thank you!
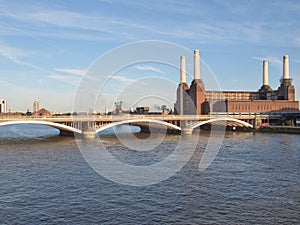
[
  {"left": 175, "top": 51, "right": 299, "bottom": 115},
  {"left": 0, "top": 99, "right": 7, "bottom": 113}
]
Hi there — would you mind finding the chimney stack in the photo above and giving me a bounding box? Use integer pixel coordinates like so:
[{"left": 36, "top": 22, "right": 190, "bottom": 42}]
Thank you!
[
  {"left": 180, "top": 56, "right": 186, "bottom": 83},
  {"left": 283, "top": 55, "right": 289, "bottom": 79},
  {"left": 194, "top": 50, "right": 200, "bottom": 80},
  {"left": 263, "top": 60, "right": 269, "bottom": 86}
]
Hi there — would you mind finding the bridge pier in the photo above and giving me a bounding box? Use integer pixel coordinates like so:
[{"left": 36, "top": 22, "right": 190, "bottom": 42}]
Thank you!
[
  {"left": 181, "top": 127, "right": 193, "bottom": 135},
  {"left": 82, "top": 129, "right": 96, "bottom": 139}
]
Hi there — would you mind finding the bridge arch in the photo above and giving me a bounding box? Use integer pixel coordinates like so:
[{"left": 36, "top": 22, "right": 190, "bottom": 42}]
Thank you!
[
  {"left": 96, "top": 119, "right": 181, "bottom": 133},
  {"left": 0, "top": 121, "right": 82, "bottom": 134},
  {"left": 189, "top": 117, "right": 253, "bottom": 129}
]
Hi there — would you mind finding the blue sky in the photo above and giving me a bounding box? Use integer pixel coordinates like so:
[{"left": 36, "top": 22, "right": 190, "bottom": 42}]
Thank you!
[{"left": 0, "top": 0, "right": 300, "bottom": 113}]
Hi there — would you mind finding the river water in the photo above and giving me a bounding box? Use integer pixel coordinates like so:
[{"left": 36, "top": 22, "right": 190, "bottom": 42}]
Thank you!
[{"left": 0, "top": 124, "right": 299, "bottom": 224}]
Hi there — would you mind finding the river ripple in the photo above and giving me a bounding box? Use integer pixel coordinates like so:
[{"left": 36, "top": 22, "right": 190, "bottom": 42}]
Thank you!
[{"left": 0, "top": 125, "right": 299, "bottom": 224}]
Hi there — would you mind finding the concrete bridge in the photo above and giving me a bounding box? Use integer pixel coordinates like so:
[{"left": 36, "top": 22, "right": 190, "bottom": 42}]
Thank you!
[{"left": 0, "top": 114, "right": 267, "bottom": 138}]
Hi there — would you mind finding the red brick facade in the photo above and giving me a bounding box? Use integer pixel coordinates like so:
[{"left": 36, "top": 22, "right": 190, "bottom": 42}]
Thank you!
[
  {"left": 175, "top": 80, "right": 299, "bottom": 115},
  {"left": 174, "top": 53, "right": 299, "bottom": 115},
  {"left": 226, "top": 100, "right": 299, "bottom": 113}
]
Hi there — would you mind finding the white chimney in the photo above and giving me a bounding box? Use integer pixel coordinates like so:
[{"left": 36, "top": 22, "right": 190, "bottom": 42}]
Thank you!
[
  {"left": 263, "top": 60, "right": 269, "bottom": 85},
  {"left": 194, "top": 50, "right": 200, "bottom": 80},
  {"left": 283, "top": 55, "right": 289, "bottom": 79},
  {"left": 180, "top": 56, "right": 186, "bottom": 83}
]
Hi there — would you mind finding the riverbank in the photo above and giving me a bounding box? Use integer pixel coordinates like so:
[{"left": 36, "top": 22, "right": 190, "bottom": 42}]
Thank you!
[{"left": 258, "top": 126, "right": 300, "bottom": 134}]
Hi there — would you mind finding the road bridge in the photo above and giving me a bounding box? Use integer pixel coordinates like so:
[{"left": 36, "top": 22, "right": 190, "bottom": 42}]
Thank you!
[{"left": 0, "top": 114, "right": 267, "bottom": 138}]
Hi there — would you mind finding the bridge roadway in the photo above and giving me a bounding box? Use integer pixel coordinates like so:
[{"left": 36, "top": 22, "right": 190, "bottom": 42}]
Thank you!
[{"left": 0, "top": 114, "right": 267, "bottom": 138}]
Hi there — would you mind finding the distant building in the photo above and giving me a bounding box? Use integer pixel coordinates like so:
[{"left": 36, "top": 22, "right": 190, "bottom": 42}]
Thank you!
[
  {"left": 26, "top": 109, "right": 32, "bottom": 116},
  {"left": 31, "top": 108, "right": 51, "bottom": 116},
  {"left": 0, "top": 99, "right": 7, "bottom": 113},
  {"left": 33, "top": 101, "right": 40, "bottom": 114},
  {"left": 31, "top": 100, "right": 51, "bottom": 116},
  {"left": 104, "top": 107, "right": 109, "bottom": 115},
  {"left": 130, "top": 106, "right": 171, "bottom": 115},
  {"left": 115, "top": 101, "right": 123, "bottom": 115},
  {"left": 108, "top": 101, "right": 132, "bottom": 115},
  {"left": 175, "top": 51, "right": 299, "bottom": 115},
  {"left": 37, "top": 108, "right": 51, "bottom": 116},
  {"left": 133, "top": 107, "right": 149, "bottom": 114},
  {"left": 161, "top": 105, "right": 172, "bottom": 115}
]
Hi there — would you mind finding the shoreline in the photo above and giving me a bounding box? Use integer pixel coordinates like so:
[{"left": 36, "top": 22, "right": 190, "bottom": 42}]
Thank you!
[{"left": 258, "top": 126, "right": 300, "bottom": 134}]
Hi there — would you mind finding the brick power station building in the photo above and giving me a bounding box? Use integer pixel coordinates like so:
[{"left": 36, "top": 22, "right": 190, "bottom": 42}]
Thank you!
[{"left": 175, "top": 50, "right": 299, "bottom": 115}]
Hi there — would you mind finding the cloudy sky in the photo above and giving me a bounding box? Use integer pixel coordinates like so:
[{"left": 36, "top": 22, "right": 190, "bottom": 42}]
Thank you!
[{"left": 0, "top": 0, "right": 300, "bottom": 112}]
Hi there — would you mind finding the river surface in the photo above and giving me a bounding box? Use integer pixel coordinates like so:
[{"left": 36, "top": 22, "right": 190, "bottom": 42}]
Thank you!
[{"left": 0, "top": 124, "right": 299, "bottom": 224}]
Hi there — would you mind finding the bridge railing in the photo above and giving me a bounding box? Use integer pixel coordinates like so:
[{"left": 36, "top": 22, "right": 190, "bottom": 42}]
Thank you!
[{"left": 0, "top": 114, "right": 267, "bottom": 122}]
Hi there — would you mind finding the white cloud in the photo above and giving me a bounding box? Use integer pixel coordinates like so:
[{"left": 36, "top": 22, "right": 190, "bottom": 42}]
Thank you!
[
  {"left": 0, "top": 6, "right": 144, "bottom": 41},
  {"left": 0, "top": 3, "right": 260, "bottom": 45},
  {"left": 110, "top": 75, "right": 137, "bottom": 84},
  {"left": 135, "top": 65, "right": 164, "bottom": 74},
  {"left": 0, "top": 42, "right": 47, "bottom": 72},
  {"left": 49, "top": 74, "right": 81, "bottom": 86},
  {"left": 53, "top": 68, "right": 86, "bottom": 76},
  {"left": 252, "top": 56, "right": 282, "bottom": 65},
  {"left": 0, "top": 1, "right": 299, "bottom": 47},
  {"left": 0, "top": 42, "right": 32, "bottom": 64},
  {"left": 101, "top": 0, "right": 197, "bottom": 15}
]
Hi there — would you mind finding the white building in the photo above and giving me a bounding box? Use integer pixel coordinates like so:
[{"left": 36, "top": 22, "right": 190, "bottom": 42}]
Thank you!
[{"left": 0, "top": 99, "right": 7, "bottom": 113}]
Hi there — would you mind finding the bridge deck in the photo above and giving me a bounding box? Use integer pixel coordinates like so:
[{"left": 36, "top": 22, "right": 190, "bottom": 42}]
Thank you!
[
  {"left": 0, "top": 114, "right": 267, "bottom": 138},
  {"left": 0, "top": 114, "right": 267, "bottom": 122}
]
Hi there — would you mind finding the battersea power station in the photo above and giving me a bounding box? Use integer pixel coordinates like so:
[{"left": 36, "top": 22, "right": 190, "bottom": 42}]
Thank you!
[{"left": 174, "top": 50, "right": 299, "bottom": 115}]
